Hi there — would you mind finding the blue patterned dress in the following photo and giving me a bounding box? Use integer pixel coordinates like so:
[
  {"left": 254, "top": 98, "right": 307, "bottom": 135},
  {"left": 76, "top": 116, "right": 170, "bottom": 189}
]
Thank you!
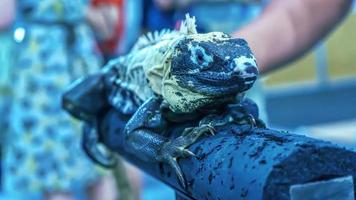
[{"left": 3, "top": 0, "right": 103, "bottom": 193}]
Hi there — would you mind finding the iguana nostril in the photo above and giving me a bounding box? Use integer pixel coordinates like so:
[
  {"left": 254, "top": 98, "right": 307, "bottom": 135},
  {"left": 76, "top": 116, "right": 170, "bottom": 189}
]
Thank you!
[{"left": 245, "top": 66, "right": 258, "bottom": 75}]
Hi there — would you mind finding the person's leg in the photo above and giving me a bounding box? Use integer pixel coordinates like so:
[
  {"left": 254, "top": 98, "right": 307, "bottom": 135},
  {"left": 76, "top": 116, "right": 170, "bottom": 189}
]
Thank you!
[
  {"left": 86, "top": 175, "right": 119, "bottom": 200},
  {"left": 86, "top": 162, "right": 142, "bottom": 200},
  {"left": 44, "top": 191, "right": 75, "bottom": 200}
]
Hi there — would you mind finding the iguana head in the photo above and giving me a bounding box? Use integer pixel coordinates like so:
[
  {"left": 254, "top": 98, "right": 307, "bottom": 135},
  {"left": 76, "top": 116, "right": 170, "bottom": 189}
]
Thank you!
[
  {"left": 162, "top": 32, "right": 259, "bottom": 113},
  {"left": 173, "top": 32, "right": 258, "bottom": 95}
]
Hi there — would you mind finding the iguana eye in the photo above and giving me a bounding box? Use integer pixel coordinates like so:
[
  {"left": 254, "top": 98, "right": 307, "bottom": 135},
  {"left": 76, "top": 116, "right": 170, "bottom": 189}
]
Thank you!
[
  {"left": 187, "top": 43, "right": 213, "bottom": 70},
  {"left": 196, "top": 50, "right": 204, "bottom": 63}
]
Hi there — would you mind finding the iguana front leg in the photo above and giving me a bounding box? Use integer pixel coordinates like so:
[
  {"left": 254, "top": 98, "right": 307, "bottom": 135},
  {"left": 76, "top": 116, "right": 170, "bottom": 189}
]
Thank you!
[{"left": 123, "top": 97, "right": 212, "bottom": 187}]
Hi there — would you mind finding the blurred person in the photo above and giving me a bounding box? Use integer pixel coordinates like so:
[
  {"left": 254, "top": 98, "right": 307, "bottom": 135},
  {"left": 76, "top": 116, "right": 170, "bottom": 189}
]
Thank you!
[
  {"left": 88, "top": 0, "right": 125, "bottom": 61},
  {"left": 233, "top": 0, "right": 353, "bottom": 74},
  {"left": 1, "top": 0, "right": 119, "bottom": 199}
]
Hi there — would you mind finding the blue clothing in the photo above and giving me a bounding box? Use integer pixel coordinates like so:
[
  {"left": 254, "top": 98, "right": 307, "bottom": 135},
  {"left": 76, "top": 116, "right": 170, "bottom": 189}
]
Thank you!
[
  {"left": 3, "top": 0, "right": 103, "bottom": 194},
  {"left": 0, "top": 30, "right": 14, "bottom": 138}
]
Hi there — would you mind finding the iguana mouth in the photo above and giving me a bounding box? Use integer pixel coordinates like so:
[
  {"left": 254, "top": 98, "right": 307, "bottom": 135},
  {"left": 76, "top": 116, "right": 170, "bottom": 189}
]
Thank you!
[
  {"left": 175, "top": 72, "right": 257, "bottom": 97},
  {"left": 240, "top": 75, "right": 257, "bottom": 85},
  {"left": 193, "top": 72, "right": 257, "bottom": 88},
  {"left": 197, "top": 72, "right": 256, "bottom": 81}
]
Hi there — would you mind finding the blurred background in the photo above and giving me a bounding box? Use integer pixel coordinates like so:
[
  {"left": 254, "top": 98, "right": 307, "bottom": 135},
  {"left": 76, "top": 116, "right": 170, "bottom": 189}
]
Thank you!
[{"left": 0, "top": 0, "right": 355, "bottom": 200}]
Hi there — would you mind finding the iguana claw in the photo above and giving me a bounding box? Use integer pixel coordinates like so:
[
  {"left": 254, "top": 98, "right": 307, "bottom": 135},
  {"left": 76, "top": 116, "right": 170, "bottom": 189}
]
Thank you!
[
  {"left": 246, "top": 114, "right": 257, "bottom": 128},
  {"left": 241, "top": 114, "right": 266, "bottom": 129},
  {"left": 158, "top": 124, "right": 215, "bottom": 188}
]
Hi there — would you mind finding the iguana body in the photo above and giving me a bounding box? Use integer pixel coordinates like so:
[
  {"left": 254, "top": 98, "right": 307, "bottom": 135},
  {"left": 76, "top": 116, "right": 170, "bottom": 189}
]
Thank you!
[
  {"left": 62, "top": 14, "right": 263, "bottom": 187},
  {"left": 106, "top": 15, "right": 257, "bottom": 115}
]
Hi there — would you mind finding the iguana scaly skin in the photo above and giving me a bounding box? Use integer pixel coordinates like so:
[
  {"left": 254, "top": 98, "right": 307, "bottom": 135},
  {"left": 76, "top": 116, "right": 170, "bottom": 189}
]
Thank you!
[{"left": 62, "top": 14, "right": 262, "bottom": 187}]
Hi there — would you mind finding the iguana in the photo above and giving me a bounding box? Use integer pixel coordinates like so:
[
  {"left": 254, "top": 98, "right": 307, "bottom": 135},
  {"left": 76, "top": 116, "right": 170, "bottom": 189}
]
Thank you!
[{"left": 62, "top": 14, "right": 263, "bottom": 187}]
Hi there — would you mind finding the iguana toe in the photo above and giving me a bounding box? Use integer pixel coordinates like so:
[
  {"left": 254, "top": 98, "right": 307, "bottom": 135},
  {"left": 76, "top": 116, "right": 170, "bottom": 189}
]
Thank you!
[
  {"left": 201, "top": 124, "right": 216, "bottom": 136},
  {"left": 157, "top": 144, "right": 188, "bottom": 187},
  {"left": 181, "top": 148, "right": 196, "bottom": 157},
  {"left": 181, "top": 124, "right": 215, "bottom": 140},
  {"left": 167, "top": 156, "right": 186, "bottom": 188},
  {"left": 158, "top": 125, "right": 215, "bottom": 188},
  {"left": 245, "top": 114, "right": 257, "bottom": 128}
]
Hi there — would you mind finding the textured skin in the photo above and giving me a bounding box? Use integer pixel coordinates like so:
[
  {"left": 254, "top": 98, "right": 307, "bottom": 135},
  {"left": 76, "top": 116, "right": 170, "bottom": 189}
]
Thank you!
[{"left": 62, "top": 15, "right": 262, "bottom": 186}]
